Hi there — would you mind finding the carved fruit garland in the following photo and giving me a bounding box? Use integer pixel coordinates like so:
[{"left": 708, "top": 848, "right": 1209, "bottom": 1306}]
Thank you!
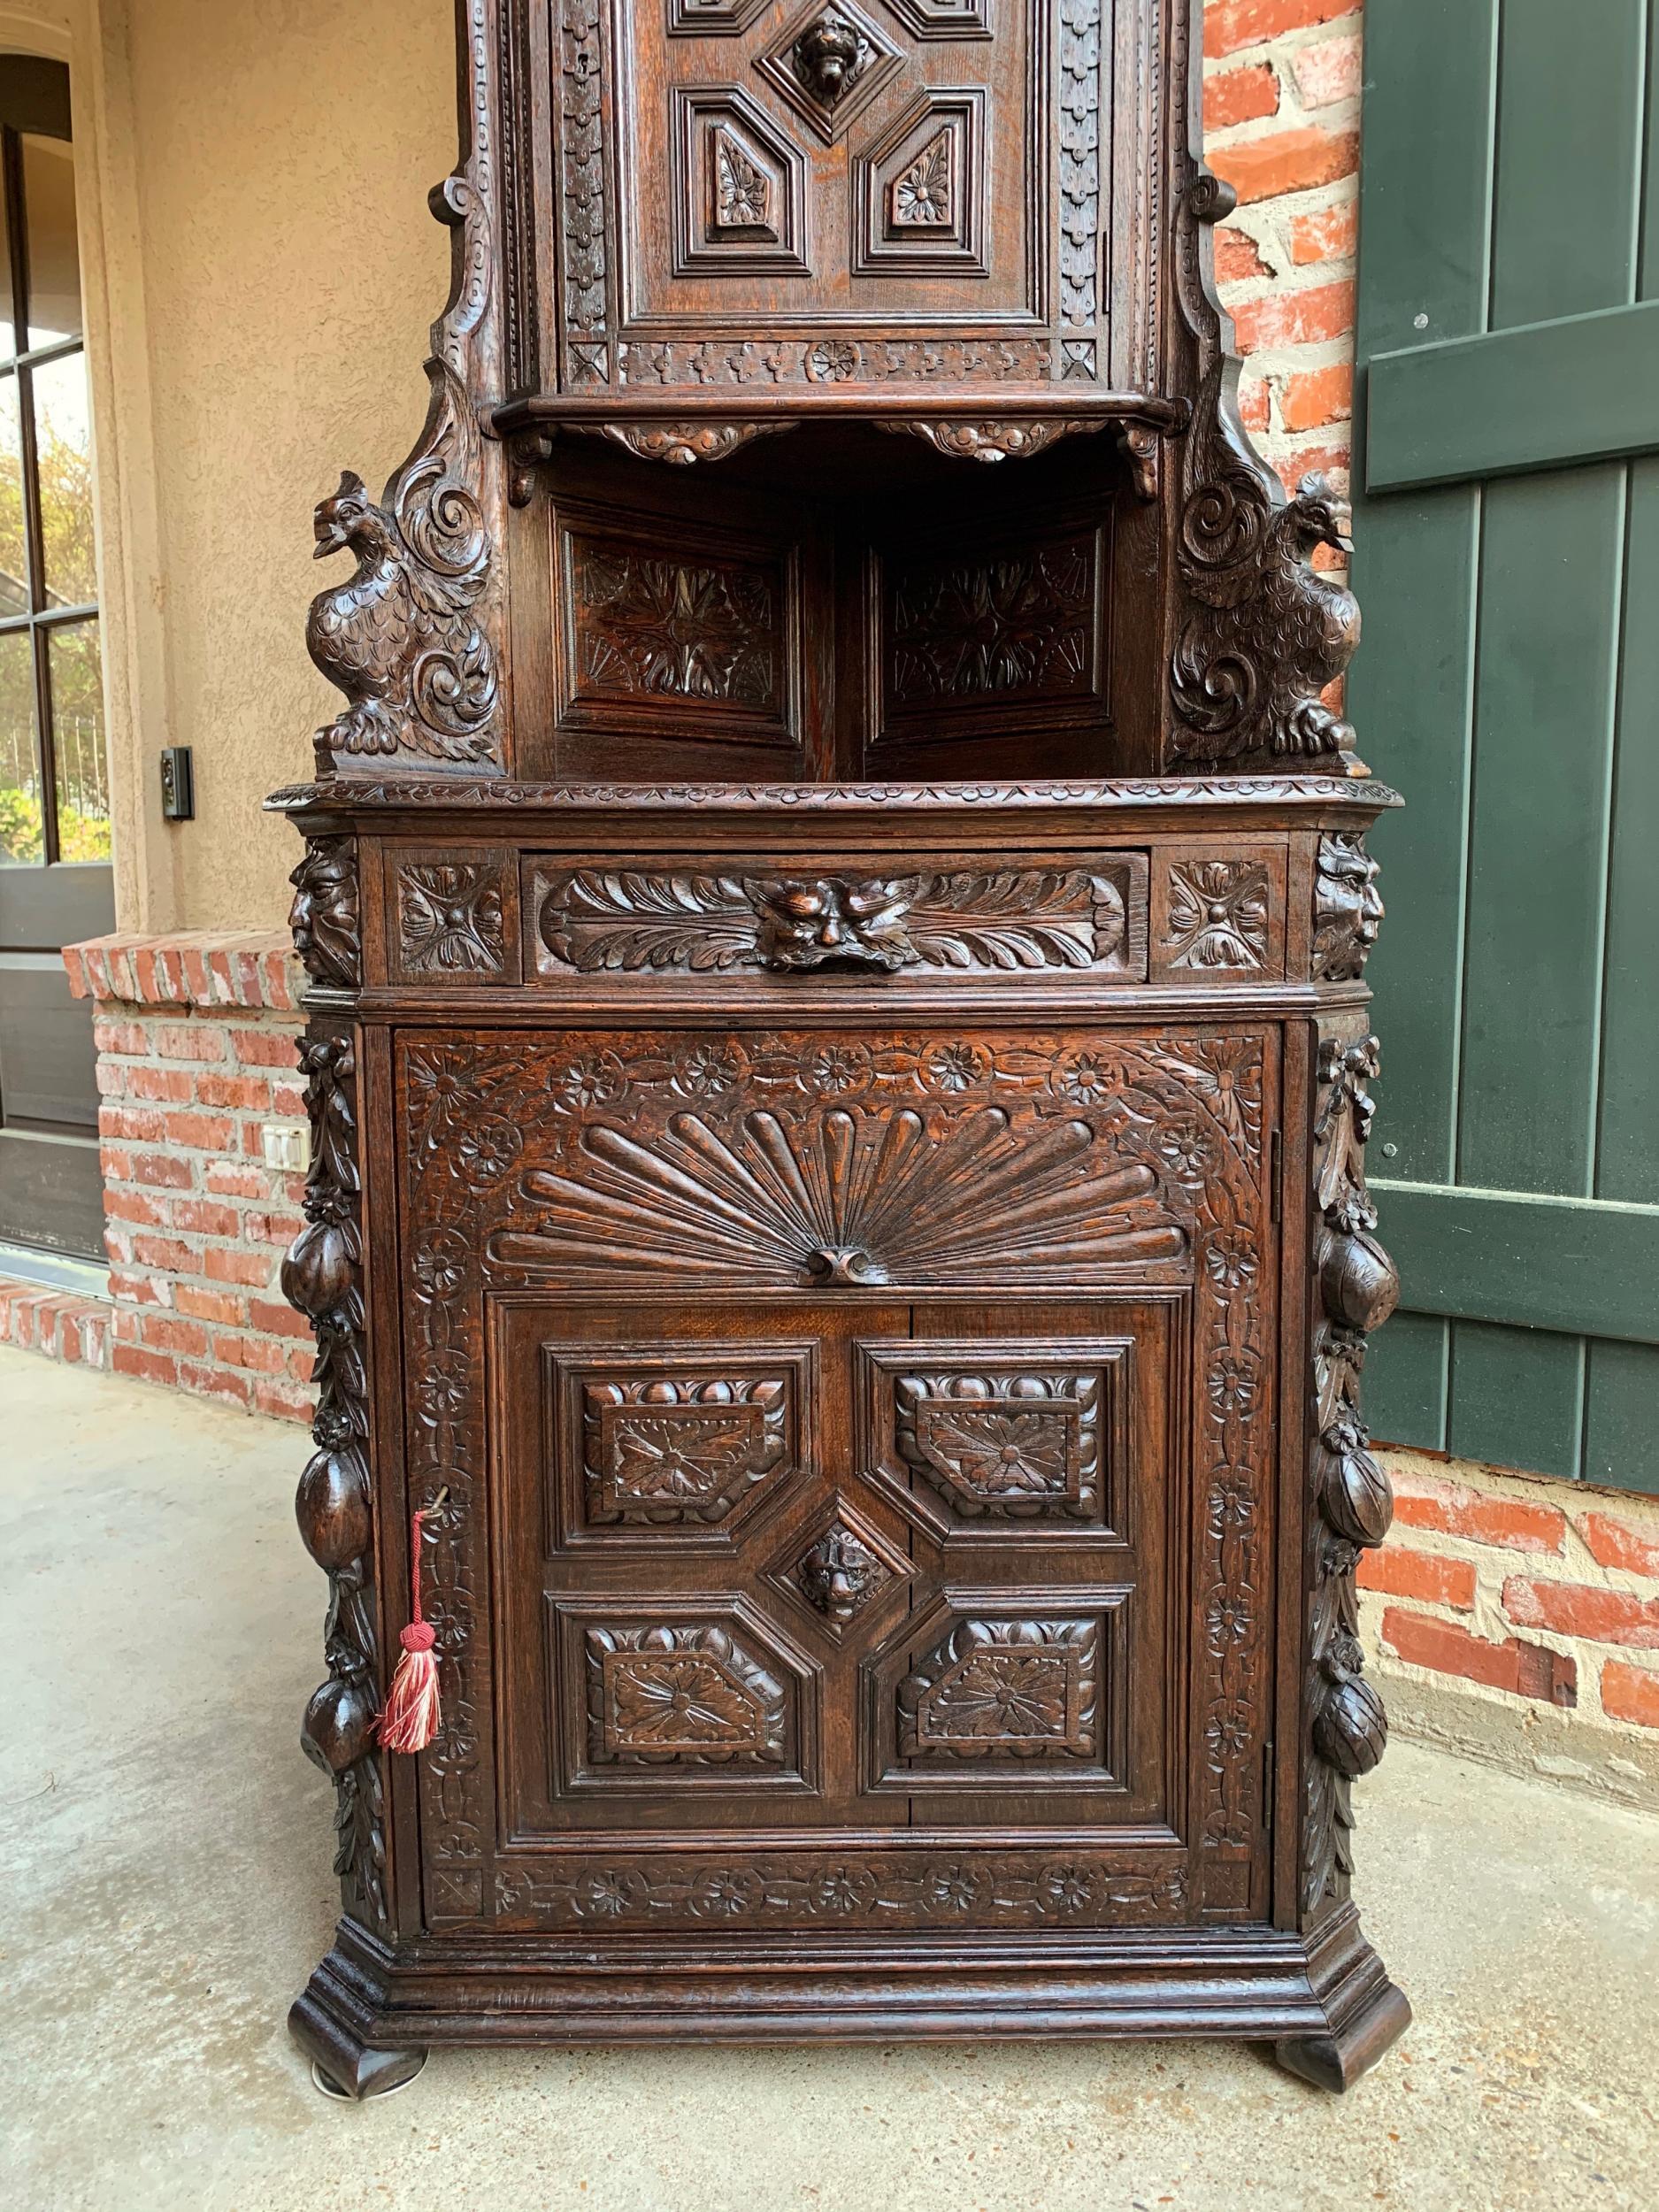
[
  {"left": 284, "top": 1023, "right": 387, "bottom": 1931},
  {"left": 1303, "top": 1024, "right": 1398, "bottom": 1914}
]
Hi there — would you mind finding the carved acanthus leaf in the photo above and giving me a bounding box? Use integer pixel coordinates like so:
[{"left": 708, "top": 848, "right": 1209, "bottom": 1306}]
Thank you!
[{"left": 534, "top": 865, "right": 1141, "bottom": 976}]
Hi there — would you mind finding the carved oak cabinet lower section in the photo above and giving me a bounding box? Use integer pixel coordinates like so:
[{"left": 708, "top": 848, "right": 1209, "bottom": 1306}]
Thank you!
[{"left": 280, "top": 780, "right": 1409, "bottom": 2095}]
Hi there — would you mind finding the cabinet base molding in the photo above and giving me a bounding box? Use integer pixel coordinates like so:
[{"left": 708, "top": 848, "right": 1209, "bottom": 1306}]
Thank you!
[
  {"left": 291, "top": 1905, "right": 1401, "bottom": 2088},
  {"left": 288, "top": 1975, "right": 429, "bottom": 2101}
]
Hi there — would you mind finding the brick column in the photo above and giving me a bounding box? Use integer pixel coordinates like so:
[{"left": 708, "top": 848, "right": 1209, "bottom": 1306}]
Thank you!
[{"left": 60, "top": 932, "right": 314, "bottom": 1422}]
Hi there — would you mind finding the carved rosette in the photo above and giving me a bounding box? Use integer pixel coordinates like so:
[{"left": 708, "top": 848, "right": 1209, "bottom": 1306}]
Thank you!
[
  {"left": 288, "top": 837, "right": 361, "bottom": 991},
  {"left": 1303, "top": 1023, "right": 1399, "bottom": 1916},
  {"left": 283, "top": 1022, "right": 387, "bottom": 1931},
  {"left": 305, "top": 3, "right": 505, "bottom": 773}
]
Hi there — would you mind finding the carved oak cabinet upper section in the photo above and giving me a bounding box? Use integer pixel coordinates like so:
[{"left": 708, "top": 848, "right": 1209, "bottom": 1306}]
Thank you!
[
  {"left": 541, "top": 0, "right": 1152, "bottom": 397},
  {"left": 279, "top": 0, "right": 1411, "bottom": 2103}
]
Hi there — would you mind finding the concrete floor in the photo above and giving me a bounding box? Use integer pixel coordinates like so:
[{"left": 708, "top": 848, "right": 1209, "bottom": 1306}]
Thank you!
[{"left": 4, "top": 1346, "right": 1657, "bottom": 2212}]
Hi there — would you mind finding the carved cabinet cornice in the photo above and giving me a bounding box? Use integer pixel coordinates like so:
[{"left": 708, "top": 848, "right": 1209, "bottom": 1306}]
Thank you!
[{"left": 280, "top": 0, "right": 1408, "bottom": 2102}]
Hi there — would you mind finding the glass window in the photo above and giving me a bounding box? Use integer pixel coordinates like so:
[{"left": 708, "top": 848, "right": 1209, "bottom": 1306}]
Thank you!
[
  {"left": 21, "top": 134, "right": 79, "bottom": 348},
  {"left": 0, "top": 96, "right": 101, "bottom": 864},
  {"left": 0, "top": 626, "right": 41, "bottom": 862}
]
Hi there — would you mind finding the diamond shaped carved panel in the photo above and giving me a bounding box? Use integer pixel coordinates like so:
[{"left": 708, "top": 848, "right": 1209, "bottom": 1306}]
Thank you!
[
  {"left": 552, "top": 1599, "right": 820, "bottom": 1794},
  {"left": 867, "top": 1594, "right": 1130, "bottom": 1791},
  {"left": 853, "top": 91, "right": 987, "bottom": 275},
  {"left": 762, "top": 1492, "right": 914, "bottom": 1644},
  {"left": 671, "top": 86, "right": 810, "bottom": 276}
]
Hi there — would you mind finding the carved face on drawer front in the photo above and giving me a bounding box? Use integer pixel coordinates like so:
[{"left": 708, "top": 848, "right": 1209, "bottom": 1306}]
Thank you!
[{"left": 560, "top": 0, "right": 1118, "bottom": 389}]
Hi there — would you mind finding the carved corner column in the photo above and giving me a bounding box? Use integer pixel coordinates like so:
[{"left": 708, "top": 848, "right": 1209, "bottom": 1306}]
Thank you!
[
  {"left": 1273, "top": 828, "right": 1410, "bottom": 2091},
  {"left": 1302, "top": 1020, "right": 1396, "bottom": 1917},
  {"left": 281, "top": 838, "right": 387, "bottom": 1936}
]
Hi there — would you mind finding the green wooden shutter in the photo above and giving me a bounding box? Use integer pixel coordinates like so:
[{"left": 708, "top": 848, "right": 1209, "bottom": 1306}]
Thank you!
[{"left": 1351, "top": 0, "right": 1659, "bottom": 1492}]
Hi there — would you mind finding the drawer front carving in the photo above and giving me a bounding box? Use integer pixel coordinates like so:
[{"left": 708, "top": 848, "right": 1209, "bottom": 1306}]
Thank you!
[{"left": 529, "top": 855, "right": 1149, "bottom": 979}]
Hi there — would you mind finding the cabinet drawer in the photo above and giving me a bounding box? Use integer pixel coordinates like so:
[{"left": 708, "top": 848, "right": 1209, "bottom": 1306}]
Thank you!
[{"left": 522, "top": 852, "right": 1150, "bottom": 984}]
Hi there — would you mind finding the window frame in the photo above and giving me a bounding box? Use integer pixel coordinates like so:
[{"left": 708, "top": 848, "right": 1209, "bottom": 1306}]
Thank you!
[{"left": 0, "top": 57, "right": 99, "bottom": 870}]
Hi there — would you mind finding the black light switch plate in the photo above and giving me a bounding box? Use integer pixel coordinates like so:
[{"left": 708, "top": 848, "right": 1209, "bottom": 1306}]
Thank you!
[{"left": 159, "top": 746, "right": 195, "bottom": 821}]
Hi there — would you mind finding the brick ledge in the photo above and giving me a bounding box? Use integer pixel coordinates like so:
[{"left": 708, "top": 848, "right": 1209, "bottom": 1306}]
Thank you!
[
  {"left": 64, "top": 930, "right": 299, "bottom": 1012},
  {"left": 0, "top": 1277, "right": 113, "bottom": 1369}
]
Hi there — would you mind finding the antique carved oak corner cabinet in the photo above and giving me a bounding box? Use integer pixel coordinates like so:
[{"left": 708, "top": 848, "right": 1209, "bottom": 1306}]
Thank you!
[{"left": 274, "top": 0, "right": 1408, "bottom": 2097}]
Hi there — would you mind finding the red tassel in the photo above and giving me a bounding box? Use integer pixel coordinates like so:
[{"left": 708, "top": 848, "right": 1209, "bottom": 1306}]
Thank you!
[{"left": 378, "top": 1506, "right": 441, "bottom": 1754}]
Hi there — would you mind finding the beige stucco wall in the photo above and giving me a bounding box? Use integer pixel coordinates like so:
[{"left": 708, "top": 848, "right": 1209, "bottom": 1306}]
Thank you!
[{"left": 50, "top": 0, "right": 456, "bottom": 933}]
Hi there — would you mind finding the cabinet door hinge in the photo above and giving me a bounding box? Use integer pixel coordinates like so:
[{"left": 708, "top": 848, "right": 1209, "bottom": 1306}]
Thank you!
[
  {"left": 1262, "top": 1737, "right": 1276, "bottom": 1826},
  {"left": 1269, "top": 1128, "right": 1283, "bottom": 1222}
]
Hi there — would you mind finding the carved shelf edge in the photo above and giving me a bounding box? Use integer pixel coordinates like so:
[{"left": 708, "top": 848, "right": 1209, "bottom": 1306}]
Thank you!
[
  {"left": 494, "top": 388, "right": 1188, "bottom": 479},
  {"left": 270, "top": 774, "right": 1401, "bottom": 818}
]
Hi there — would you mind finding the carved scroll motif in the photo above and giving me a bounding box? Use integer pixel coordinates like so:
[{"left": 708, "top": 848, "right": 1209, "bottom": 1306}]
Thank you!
[
  {"left": 1168, "top": 133, "right": 1365, "bottom": 771},
  {"left": 581, "top": 420, "right": 793, "bottom": 466},
  {"left": 1303, "top": 1024, "right": 1399, "bottom": 1915},
  {"left": 881, "top": 419, "right": 1094, "bottom": 464},
  {"left": 306, "top": 2, "right": 503, "bottom": 772},
  {"left": 284, "top": 1024, "right": 386, "bottom": 1931}
]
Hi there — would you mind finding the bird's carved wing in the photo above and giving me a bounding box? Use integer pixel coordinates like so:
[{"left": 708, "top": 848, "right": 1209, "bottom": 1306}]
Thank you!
[{"left": 388, "top": 359, "right": 491, "bottom": 623}]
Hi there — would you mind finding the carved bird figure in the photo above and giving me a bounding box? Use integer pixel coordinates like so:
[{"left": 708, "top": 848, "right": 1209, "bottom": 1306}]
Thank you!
[
  {"left": 305, "top": 362, "right": 498, "bottom": 772},
  {"left": 1172, "top": 416, "right": 1367, "bottom": 768},
  {"left": 1260, "top": 474, "right": 1362, "bottom": 757}
]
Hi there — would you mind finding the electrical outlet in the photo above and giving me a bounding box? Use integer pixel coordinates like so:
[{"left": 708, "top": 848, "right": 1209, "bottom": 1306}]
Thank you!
[{"left": 260, "top": 1120, "right": 310, "bottom": 1173}]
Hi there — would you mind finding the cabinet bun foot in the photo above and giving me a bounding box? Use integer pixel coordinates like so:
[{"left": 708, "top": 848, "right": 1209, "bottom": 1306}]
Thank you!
[
  {"left": 289, "top": 1982, "right": 427, "bottom": 2102},
  {"left": 1274, "top": 1977, "right": 1412, "bottom": 2093}
]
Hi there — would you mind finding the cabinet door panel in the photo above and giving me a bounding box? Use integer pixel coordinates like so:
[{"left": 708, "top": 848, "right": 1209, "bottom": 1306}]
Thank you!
[{"left": 396, "top": 1022, "right": 1277, "bottom": 1924}]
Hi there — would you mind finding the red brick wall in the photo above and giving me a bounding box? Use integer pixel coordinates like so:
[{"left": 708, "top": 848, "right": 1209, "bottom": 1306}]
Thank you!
[
  {"left": 62, "top": 932, "right": 313, "bottom": 1423},
  {"left": 1203, "top": 0, "right": 1361, "bottom": 506},
  {"left": 1366, "top": 1453, "right": 1659, "bottom": 1763}
]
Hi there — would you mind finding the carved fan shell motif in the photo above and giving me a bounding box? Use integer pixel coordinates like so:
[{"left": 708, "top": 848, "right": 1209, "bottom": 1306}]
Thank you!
[{"left": 493, "top": 1105, "right": 1186, "bottom": 1286}]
